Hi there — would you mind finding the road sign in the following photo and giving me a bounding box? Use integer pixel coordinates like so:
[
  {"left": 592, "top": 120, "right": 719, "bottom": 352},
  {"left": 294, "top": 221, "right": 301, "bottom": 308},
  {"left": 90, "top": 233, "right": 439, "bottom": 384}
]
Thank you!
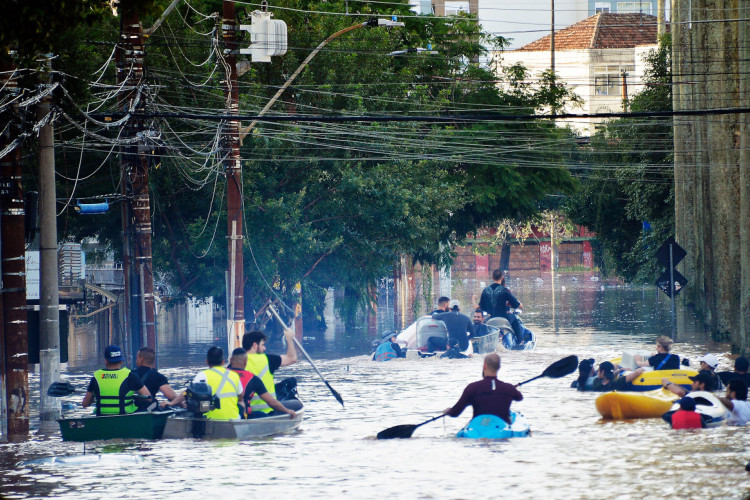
[
  {"left": 655, "top": 237, "right": 686, "bottom": 268},
  {"left": 656, "top": 270, "right": 687, "bottom": 297}
]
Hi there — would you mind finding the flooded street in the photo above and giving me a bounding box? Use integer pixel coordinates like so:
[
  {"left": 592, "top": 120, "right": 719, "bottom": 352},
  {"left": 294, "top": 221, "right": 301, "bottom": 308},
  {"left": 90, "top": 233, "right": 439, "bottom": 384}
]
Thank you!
[{"left": 3, "top": 275, "right": 750, "bottom": 499}]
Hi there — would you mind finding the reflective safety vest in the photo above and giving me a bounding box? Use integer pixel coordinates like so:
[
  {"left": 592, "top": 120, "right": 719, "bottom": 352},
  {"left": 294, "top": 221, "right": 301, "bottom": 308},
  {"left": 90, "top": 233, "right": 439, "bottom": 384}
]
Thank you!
[
  {"left": 203, "top": 367, "right": 242, "bottom": 420},
  {"left": 374, "top": 342, "right": 397, "bottom": 362},
  {"left": 671, "top": 410, "right": 703, "bottom": 429},
  {"left": 93, "top": 368, "right": 137, "bottom": 415},
  {"left": 246, "top": 354, "right": 275, "bottom": 413}
]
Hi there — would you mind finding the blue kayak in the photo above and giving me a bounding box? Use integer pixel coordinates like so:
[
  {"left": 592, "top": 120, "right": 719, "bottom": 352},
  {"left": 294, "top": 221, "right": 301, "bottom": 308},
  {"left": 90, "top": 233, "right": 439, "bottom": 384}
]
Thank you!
[{"left": 456, "top": 412, "right": 530, "bottom": 439}]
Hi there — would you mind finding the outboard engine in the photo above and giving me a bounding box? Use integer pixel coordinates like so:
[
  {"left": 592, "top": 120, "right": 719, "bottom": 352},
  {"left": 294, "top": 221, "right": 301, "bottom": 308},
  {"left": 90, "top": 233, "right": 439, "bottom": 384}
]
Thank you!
[{"left": 185, "top": 382, "right": 219, "bottom": 417}]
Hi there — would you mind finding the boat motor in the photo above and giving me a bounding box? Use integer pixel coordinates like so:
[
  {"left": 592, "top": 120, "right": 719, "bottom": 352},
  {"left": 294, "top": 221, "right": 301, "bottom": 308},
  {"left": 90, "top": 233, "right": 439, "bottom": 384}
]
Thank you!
[{"left": 185, "top": 382, "right": 219, "bottom": 417}]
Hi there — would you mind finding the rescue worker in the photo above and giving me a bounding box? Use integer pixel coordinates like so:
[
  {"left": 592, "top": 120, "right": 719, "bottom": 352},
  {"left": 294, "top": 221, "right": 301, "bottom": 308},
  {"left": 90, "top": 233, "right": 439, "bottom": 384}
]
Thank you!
[
  {"left": 82, "top": 345, "right": 151, "bottom": 415},
  {"left": 242, "top": 324, "right": 298, "bottom": 415},
  {"left": 227, "top": 348, "right": 296, "bottom": 419}
]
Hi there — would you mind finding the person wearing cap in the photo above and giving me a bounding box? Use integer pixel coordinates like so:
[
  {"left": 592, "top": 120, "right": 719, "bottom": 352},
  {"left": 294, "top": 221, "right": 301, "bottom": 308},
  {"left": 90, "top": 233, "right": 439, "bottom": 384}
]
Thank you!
[
  {"left": 591, "top": 361, "right": 645, "bottom": 391},
  {"left": 133, "top": 347, "right": 178, "bottom": 410},
  {"left": 227, "top": 348, "right": 296, "bottom": 419},
  {"left": 372, "top": 332, "right": 405, "bottom": 361},
  {"left": 666, "top": 397, "right": 705, "bottom": 429},
  {"left": 443, "top": 353, "right": 522, "bottom": 424},
  {"left": 718, "top": 379, "right": 750, "bottom": 425},
  {"left": 635, "top": 336, "right": 680, "bottom": 370},
  {"left": 478, "top": 269, "right": 524, "bottom": 345},
  {"left": 662, "top": 371, "right": 712, "bottom": 397},
  {"left": 718, "top": 356, "right": 750, "bottom": 387},
  {"left": 697, "top": 353, "right": 722, "bottom": 391},
  {"left": 432, "top": 299, "right": 474, "bottom": 351},
  {"left": 82, "top": 345, "right": 152, "bottom": 415}
]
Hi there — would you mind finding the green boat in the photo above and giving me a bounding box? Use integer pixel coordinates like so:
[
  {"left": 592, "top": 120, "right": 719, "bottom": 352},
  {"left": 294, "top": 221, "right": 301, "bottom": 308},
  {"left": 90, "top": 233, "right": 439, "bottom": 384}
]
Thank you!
[{"left": 58, "top": 412, "right": 170, "bottom": 442}]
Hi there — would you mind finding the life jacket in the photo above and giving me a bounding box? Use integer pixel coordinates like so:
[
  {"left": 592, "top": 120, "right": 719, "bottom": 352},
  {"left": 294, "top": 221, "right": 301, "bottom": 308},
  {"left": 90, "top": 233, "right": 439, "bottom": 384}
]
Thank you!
[
  {"left": 246, "top": 354, "right": 276, "bottom": 413},
  {"left": 202, "top": 367, "right": 242, "bottom": 420},
  {"left": 671, "top": 409, "right": 703, "bottom": 429},
  {"left": 92, "top": 368, "right": 137, "bottom": 416},
  {"left": 374, "top": 342, "right": 398, "bottom": 362},
  {"left": 228, "top": 367, "right": 255, "bottom": 418}
]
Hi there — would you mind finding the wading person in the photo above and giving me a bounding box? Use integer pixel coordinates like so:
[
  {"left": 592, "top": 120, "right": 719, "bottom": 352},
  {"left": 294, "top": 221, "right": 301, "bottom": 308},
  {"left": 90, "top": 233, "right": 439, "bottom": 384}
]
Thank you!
[
  {"left": 133, "top": 347, "right": 177, "bottom": 410},
  {"left": 227, "top": 348, "right": 296, "bottom": 419},
  {"left": 696, "top": 353, "right": 722, "bottom": 391},
  {"left": 718, "top": 356, "right": 750, "bottom": 387},
  {"left": 635, "top": 336, "right": 680, "bottom": 370},
  {"left": 431, "top": 296, "right": 451, "bottom": 315},
  {"left": 668, "top": 397, "right": 705, "bottom": 430},
  {"left": 718, "top": 379, "right": 750, "bottom": 426},
  {"left": 662, "top": 371, "right": 711, "bottom": 397},
  {"left": 242, "top": 325, "right": 299, "bottom": 415},
  {"left": 443, "top": 353, "right": 522, "bottom": 424},
  {"left": 82, "top": 345, "right": 151, "bottom": 415}
]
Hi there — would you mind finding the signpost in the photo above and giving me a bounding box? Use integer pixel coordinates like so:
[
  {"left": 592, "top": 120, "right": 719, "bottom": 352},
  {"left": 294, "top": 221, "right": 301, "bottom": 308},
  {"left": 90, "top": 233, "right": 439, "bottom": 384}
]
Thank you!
[{"left": 655, "top": 237, "right": 687, "bottom": 336}]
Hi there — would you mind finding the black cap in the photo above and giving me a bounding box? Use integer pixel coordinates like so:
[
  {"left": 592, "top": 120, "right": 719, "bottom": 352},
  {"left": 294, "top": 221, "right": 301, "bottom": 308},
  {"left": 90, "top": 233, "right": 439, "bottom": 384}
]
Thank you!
[
  {"left": 599, "top": 361, "right": 614, "bottom": 373},
  {"left": 689, "top": 372, "right": 713, "bottom": 385},
  {"left": 678, "top": 397, "right": 696, "bottom": 411}
]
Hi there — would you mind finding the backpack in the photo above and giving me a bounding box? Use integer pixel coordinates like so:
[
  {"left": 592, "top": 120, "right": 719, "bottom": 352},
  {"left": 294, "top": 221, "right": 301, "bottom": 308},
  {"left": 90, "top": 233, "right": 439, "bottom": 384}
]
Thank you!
[{"left": 480, "top": 284, "right": 506, "bottom": 318}]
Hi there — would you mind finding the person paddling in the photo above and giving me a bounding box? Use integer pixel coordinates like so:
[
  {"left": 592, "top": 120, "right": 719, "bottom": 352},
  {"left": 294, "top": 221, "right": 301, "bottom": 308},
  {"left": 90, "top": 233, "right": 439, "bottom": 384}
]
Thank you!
[
  {"left": 443, "top": 353, "right": 522, "bottom": 424},
  {"left": 242, "top": 326, "right": 299, "bottom": 415},
  {"left": 227, "top": 348, "right": 296, "bottom": 419}
]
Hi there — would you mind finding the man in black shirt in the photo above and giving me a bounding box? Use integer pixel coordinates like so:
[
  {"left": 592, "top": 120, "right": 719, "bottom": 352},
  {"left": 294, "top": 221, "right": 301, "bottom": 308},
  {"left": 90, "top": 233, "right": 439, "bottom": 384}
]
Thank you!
[
  {"left": 133, "top": 347, "right": 178, "bottom": 410},
  {"left": 718, "top": 356, "right": 750, "bottom": 386},
  {"left": 432, "top": 300, "right": 474, "bottom": 351},
  {"left": 430, "top": 296, "right": 450, "bottom": 315},
  {"left": 479, "top": 269, "right": 524, "bottom": 344}
]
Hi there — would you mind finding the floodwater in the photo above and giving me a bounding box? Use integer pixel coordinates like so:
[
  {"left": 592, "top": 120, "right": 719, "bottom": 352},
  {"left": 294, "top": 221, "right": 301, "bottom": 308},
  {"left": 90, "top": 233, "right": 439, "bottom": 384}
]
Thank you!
[{"left": 3, "top": 274, "right": 750, "bottom": 499}]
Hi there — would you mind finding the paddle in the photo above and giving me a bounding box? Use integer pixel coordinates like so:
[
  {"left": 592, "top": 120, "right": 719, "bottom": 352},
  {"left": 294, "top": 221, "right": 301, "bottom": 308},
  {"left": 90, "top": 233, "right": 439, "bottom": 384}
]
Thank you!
[
  {"left": 376, "top": 355, "right": 579, "bottom": 440},
  {"left": 47, "top": 381, "right": 76, "bottom": 397},
  {"left": 267, "top": 304, "right": 345, "bottom": 408}
]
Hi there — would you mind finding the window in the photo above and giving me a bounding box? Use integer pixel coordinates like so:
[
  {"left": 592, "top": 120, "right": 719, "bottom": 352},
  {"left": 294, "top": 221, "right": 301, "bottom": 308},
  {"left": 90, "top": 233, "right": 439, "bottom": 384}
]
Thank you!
[
  {"left": 594, "top": 65, "right": 621, "bottom": 96},
  {"left": 445, "top": 1, "right": 470, "bottom": 15},
  {"left": 616, "top": 1, "right": 652, "bottom": 13},
  {"left": 595, "top": 2, "right": 611, "bottom": 13}
]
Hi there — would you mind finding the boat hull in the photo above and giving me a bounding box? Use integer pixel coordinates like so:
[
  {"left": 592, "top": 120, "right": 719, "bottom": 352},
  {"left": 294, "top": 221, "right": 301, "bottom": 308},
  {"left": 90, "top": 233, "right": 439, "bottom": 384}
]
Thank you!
[
  {"left": 596, "top": 389, "right": 678, "bottom": 419},
  {"left": 162, "top": 410, "right": 304, "bottom": 440},
  {"left": 663, "top": 391, "right": 728, "bottom": 428},
  {"left": 58, "top": 412, "right": 170, "bottom": 442},
  {"left": 626, "top": 369, "right": 698, "bottom": 392},
  {"left": 471, "top": 331, "right": 499, "bottom": 354},
  {"left": 456, "top": 412, "right": 530, "bottom": 439}
]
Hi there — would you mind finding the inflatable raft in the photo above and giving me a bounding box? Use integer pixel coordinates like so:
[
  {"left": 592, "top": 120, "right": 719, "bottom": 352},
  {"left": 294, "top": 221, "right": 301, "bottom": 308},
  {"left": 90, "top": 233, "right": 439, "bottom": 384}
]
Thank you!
[
  {"left": 456, "top": 412, "right": 530, "bottom": 439},
  {"left": 596, "top": 388, "right": 679, "bottom": 419},
  {"left": 662, "top": 391, "right": 728, "bottom": 428}
]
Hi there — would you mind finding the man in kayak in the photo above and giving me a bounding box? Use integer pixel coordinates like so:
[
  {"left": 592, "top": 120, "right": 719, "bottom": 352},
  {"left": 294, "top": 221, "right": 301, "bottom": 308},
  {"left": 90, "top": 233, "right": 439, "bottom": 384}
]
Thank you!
[
  {"left": 718, "top": 379, "right": 750, "bottom": 426},
  {"left": 443, "top": 353, "right": 522, "bottom": 424},
  {"left": 635, "top": 336, "right": 680, "bottom": 370},
  {"left": 479, "top": 269, "right": 525, "bottom": 345},
  {"left": 432, "top": 299, "right": 474, "bottom": 351},
  {"left": 133, "top": 347, "right": 178, "bottom": 410},
  {"left": 242, "top": 325, "right": 298, "bottom": 415},
  {"left": 82, "top": 345, "right": 152, "bottom": 416},
  {"left": 662, "top": 371, "right": 711, "bottom": 397},
  {"left": 591, "top": 361, "right": 645, "bottom": 391},
  {"left": 227, "top": 348, "right": 296, "bottom": 419}
]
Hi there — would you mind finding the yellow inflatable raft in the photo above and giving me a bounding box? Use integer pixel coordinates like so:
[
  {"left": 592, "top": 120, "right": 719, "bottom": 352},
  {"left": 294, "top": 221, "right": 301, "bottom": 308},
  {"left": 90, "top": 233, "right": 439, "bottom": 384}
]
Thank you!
[
  {"left": 596, "top": 388, "right": 680, "bottom": 419},
  {"left": 609, "top": 357, "right": 698, "bottom": 391}
]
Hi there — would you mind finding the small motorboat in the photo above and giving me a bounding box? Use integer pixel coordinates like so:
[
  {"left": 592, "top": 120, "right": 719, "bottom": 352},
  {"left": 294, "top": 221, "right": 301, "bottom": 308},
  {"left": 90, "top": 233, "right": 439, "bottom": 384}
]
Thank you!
[
  {"left": 596, "top": 388, "right": 679, "bottom": 419},
  {"left": 471, "top": 329, "right": 499, "bottom": 355},
  {"left": 58, "top": 411, "right": 171, "bottom": 442},
  {"left": 661, "top": 391, "right": 728, "bottom": 428},
  {"left": 399, "top": 317, "right": 473, "bottom": 359},
  {"left": 162, "top": 411, "right": 304, "bottom": 440},
  {"left": 456, "top": 412, "right": 530, "bottom": 439}
]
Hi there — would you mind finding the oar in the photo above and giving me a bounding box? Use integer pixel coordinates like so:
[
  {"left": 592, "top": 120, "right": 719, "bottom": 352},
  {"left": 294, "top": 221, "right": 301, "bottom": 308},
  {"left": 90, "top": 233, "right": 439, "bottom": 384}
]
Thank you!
[
  {"left": 377, "top": 414, "right": 446, "bottom": 440},
  {"left": 376, "top": 355, "right": 579, "bottom": 440},
  {"left": 47, "top": 381, "right": 76, "bottom": 397},
  {"left": 268, "top": 304, "right": 345, "bottom": 408}
]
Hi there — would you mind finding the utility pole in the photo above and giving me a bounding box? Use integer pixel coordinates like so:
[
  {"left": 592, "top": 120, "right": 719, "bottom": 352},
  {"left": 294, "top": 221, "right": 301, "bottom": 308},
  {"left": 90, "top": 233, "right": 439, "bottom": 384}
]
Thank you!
[
  {"left": 550, "top": 0, "right": 555, "bottom": 76},
  {"left": 223, "top": 0, "right": 245, "bottom": 354},
  {"left": 621, "top": 70, "right": 628, "bottom": 111},
  {"left": 38, "top": 58, "right": 61, "bottom": 423},
  {"left": 0, "top": 63, "right": 29, "bottom": 440},
  {"left": 117, "top": 0, "right": 156, "bottom": 361},
  {"left": 657, "top": 0, "right": 665, "bottom": 36}
]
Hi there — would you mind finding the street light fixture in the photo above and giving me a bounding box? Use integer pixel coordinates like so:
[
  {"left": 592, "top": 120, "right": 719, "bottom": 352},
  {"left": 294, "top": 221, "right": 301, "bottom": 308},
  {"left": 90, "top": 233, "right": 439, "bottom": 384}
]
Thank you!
[{"left": 389, "top": 46, "right": 438, "bottom": 56}]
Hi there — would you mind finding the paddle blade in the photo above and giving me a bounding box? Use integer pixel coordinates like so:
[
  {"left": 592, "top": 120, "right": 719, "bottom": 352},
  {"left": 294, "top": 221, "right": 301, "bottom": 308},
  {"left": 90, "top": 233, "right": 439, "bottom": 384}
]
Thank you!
[
  {"left": 47, "top": 381, "right": 76, "bottom": 397},
  {"left": 541, "top": 355, "right": 579, "bottom": 378},
  {"left": 377, "top": 424, "right": 418, "bottom": 440},
  {"left": 326, "top": 381, "right": 345, "bottom": 408}
]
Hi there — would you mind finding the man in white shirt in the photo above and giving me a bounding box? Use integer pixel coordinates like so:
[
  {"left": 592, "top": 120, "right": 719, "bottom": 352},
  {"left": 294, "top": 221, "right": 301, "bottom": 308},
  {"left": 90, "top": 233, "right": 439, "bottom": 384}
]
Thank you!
[{"left": 718, "top": 379, "right": 750, "bottom": 426}]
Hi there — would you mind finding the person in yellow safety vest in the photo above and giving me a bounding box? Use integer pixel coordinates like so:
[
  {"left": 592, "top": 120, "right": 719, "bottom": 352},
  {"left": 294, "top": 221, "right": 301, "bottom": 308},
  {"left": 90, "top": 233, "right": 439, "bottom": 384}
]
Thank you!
[
  {"left": 168, "top": 346, "right": 244, "bottom": 420},
  {"left": 82, "top": 345, "right": 151, "bottom": 416},
  {"left": 228, "top": 348, "right": 297, "bottom": 419},
  {"left": 242, "top": 324, "right": 298, "bottom": 414}
]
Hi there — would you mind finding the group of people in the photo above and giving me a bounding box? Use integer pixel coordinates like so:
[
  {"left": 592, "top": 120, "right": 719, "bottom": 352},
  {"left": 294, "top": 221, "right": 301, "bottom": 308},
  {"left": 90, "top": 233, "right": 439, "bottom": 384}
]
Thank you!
[{"left": 82, "top": 325, "right": 302, "bottom": 421}]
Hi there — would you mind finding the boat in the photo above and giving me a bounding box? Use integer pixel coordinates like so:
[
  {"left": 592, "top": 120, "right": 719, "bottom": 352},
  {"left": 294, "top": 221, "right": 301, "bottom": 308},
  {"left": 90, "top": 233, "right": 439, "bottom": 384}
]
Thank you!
[
  {"left": 607, "top": 352, "right": 698, "bottom": 391},
  {"left": 661, "top": 391, "right": 728, "bottom": 428},
  {"left": 471, "top": 329, "right": 499, "bottom": 354},
  {"left": 486, "top": 315, "right": 536, "bottom": 351},
  {"left": 456, "top": 412, "right": 530, "bottom": 439},
  {"left": 58, "top": 411, "right": 171, "bottom": 442},
  {"left": 161, "top": 411, "right": 304, "bottom": 440},
  {"left": 595, "top": 388, "right": 679, "bottom": 419},
  {"left": 399, "top": 317, "right": 474, "bottom": 358}
]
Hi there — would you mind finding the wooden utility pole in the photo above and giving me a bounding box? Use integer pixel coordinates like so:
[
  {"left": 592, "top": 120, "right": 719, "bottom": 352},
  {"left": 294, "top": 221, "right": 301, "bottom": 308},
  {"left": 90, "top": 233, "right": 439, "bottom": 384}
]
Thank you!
[
  {"left": 621, "top": 70, "right": 628, "bottom": 112},
  {"left": 223, "top": 0, "right": 245, "bottom": 354},
  {"left": 117, "top": 1, "right": 156, "bottom": 360},
  {"left": 0, "top": 64, "right": 29, "bottom": 440}
]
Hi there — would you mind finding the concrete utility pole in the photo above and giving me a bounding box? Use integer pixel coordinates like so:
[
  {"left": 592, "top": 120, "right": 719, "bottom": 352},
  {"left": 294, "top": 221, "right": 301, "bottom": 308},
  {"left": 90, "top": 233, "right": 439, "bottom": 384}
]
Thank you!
[
  {"left": 0, "top": 64, "right": 29, "bottom": 440},
  {"left": 550, "top": 0, "right": 555, "bottom": 76},
  {"left": 117, "top": 1, "right": 157, "bottom": 361},
  {"left": 223, "top": 0, "right": 245, "bottom": 354},
  {"left": 621, "top": 70, "right": 628, "bottom": 112},
  {"left": 37, "top": 59, "right": 61, "bottom": 422},
  {"left": 657, "top": 0, "right": 665, "bottom": 37}
]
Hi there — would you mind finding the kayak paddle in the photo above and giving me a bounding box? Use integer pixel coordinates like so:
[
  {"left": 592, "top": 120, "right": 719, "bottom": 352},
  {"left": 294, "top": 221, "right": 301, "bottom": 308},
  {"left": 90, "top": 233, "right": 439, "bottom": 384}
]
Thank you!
[
  {"left": 47, "top": 381, "right": 76, "bottom": 397},
  {"left": 268, "top": 304, "right": 345, "bottom": 408},
  {"left": 377, "top": 414, "right": 446, "bottom": 440},
  {"left": 516, "top": 355, "right": 579, "bottom": 386}
]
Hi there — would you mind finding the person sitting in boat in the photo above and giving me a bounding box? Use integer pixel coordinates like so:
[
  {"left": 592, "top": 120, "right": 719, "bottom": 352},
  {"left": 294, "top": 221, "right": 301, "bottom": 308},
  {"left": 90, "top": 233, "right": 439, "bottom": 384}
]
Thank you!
[
  {"left": 133, "top": 347, "right": 178, "bottom": 411},
  {"left": 432, "top": 300, "right": 474, "bottom": 351},
  {"left": 635, "top": 336, "right": 680, "bottom": 370},
  {"left": 667, "top": 397, "right": 705, "bottom": 429},
  {"left": 718, "top": 356, "right": 750, "bottom": 387},
  {"left": 572, "top": 358, "right": 596, "bottom": 391},
  {"left": 227, "top": 348, "right": 296, "bottom": 419},
  {"left": 662, "top": 371, "right": 711, "bottom": 397},
  {"left": 242, "top": 326, "right": 298, "bottom": 416},
  {"left": 167, "top": 346, "right": 244, "bottom": 420},
  {"left": 82, "top": 345, "right": 152, "bottom": 416},
  {"left": 443, "top": 353, "right": 522, "bottom": 424},
  {"left": 718, "top": 379, "right": 750, "bottom": 426},
  {"left": 472, "top": 309, "right": 490, "bottom": 339},
  {"left": 479, "top": 269, "right": 525, "bottom": 346},
  {"left": 372, "top": 332, "right": 405, "bottom": 362},
  {"left": 696, "top": 353, "right": 723, "bottom": 391},
  {"left": 431, "top": 296, "right": 451, "bottom": 315},
  {"left": 591, "top": 361, "right": 645, "bottom": 391}
]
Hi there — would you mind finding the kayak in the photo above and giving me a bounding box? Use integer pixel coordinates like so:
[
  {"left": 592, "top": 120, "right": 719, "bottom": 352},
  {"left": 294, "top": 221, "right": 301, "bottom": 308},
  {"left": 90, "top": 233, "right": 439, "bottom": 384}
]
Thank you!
[
  {"left": 596, "top": 388, "right": 679, "bottom": 419},
  {"left": 161, "top": 410, "right": 304, "bottom": 440},
  {"left": 456, "top": 412, "right": 530, "bottom": 439},
  {"left": 58, "top": 411, "right": 171, "bottom": 442},
  {"left": 662, "top": 391, "right": 728, "bottom": 428}
]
